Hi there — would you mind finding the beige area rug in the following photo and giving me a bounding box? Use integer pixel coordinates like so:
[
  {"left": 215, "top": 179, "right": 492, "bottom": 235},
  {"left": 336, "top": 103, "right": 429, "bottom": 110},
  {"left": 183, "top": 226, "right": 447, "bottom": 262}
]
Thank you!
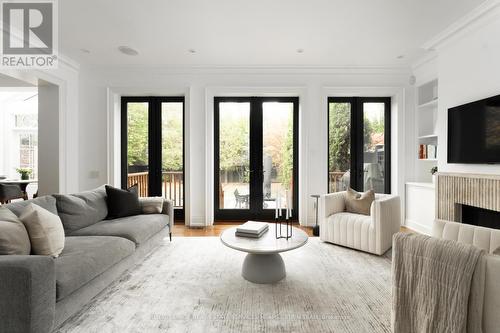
[{"left": 56, "top": 237, "right": 392, "bottom": 333}]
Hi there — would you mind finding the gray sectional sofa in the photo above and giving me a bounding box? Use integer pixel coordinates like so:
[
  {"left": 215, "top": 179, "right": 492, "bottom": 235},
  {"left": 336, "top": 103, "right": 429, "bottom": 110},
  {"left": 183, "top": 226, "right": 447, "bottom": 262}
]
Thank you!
[{"left": 0, "top": 187, "right": 173, "bottom": 333}]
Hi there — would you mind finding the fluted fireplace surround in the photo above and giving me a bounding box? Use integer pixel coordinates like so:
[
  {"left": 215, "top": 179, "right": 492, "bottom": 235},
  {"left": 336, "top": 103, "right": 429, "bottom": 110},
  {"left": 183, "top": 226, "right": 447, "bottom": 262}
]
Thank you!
[{"left": 436, "top": 172, "right": 500, "bottom": 228}]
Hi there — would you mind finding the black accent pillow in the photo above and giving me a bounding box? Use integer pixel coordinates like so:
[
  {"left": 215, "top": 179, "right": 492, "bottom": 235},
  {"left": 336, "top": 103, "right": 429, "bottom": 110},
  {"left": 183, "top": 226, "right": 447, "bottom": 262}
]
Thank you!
[{"left": 105, "top": 184, "right": 141, "bottom": 219}]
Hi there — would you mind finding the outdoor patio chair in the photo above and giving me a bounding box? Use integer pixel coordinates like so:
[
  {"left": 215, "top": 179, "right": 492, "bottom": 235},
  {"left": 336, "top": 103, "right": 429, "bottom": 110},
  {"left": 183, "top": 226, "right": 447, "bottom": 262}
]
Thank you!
[{"left": 234, "top": 189, "right": 249, "bottom": 209}]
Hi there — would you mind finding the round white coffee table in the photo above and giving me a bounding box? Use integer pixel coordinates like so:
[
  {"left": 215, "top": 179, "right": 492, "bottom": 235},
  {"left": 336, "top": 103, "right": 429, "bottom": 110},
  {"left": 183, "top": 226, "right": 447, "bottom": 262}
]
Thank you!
[{"left": 220, "top": 225, "right": 308, "bottom": 284}]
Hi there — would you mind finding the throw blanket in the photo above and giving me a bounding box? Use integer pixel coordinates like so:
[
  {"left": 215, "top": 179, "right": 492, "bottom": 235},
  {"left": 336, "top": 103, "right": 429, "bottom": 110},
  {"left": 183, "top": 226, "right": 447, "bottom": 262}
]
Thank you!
[{"left": 392, "top": 232, "right": 486, "bottom": 333}]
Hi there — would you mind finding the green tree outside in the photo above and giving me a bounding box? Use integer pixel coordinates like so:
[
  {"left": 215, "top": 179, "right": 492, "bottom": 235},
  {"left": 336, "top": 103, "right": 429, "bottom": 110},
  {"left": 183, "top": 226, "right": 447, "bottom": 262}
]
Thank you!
[
  {"left": 127, "top": 103, "right": 183, "bottom": 171},
  {"left": 127, "top": 103, "right": 149, "bottom": 168}
]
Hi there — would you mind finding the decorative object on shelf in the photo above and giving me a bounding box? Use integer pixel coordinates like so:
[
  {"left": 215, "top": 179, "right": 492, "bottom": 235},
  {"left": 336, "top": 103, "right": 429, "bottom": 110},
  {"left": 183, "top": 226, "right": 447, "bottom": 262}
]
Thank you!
[
  {"left": 419, "top": 144, "right": 437, "bottom": 160},
  {"left": 15, "top": 168, "right": 32, "bottom": 180},
  {"left": 430, "top": 166, "right": 438, "bottom": 184},
  {"left": 311, "top": 194, "right": 320, "bottom": 236},
  {"left": 275, "top": 191, "right": 292, "bottom": 240}
]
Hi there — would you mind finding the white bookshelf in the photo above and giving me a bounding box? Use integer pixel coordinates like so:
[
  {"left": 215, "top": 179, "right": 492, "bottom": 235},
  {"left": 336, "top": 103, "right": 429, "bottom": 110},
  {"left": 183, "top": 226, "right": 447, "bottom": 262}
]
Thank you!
[
  {"left": 405, "top": 79, "right": 439, "bottom": 234},
  {"left": 416, "top": 79, "right": 438, "bottom": 177}
]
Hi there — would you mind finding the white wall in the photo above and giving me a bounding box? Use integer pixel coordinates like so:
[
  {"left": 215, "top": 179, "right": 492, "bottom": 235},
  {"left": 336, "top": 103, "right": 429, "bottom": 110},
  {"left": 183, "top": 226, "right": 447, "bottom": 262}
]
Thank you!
[
  {"left": 78, "top": 66, "right": 412, "bottom": 226},
  {"left": 436, "top": 3, "right": 500, "bottom": 175},
  {"left": 38, "top": 82, "right": 59, "bottom": 195},
  {"left": 0, "top": 58, "right": 80, "bottom": 194}
]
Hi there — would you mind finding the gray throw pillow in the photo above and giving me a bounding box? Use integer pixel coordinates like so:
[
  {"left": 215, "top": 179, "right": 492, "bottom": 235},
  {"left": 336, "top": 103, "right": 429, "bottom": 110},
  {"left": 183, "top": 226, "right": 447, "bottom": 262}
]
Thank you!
[
  {"left": 4, "top": 195, "right": 58, "bottom": 217},
  {"left": 0, "top": 207, "right": 31, "bottom": 255},
  {"left": 53, "top": 186, "right": 108, "bottom": 233},
  {"left": 345, "top": 187, "right": 375, "bottom": 216},
  {"left": 19, "top": 203, "right": 65, "bottom": 257}
]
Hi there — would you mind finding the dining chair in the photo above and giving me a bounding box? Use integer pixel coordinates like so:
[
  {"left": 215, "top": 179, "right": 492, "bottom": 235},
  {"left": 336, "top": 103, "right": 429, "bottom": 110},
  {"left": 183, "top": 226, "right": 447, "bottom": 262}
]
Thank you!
[{"left": 0, "top": 184, "right": 25, "bottom": 204}]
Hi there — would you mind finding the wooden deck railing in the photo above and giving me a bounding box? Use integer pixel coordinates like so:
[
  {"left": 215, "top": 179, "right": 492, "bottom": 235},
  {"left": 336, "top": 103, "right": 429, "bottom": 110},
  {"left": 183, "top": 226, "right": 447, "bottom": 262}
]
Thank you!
[{"left": 127, "top": 171, "right": 183, "bottom": 207}]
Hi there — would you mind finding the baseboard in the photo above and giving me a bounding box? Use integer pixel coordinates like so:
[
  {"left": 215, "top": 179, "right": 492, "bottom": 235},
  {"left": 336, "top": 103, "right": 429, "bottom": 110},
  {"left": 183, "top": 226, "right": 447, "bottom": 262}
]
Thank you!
[
  {"left": 405, "top": 219, "right": 432, "bottom": 235},
  {"left": 188, "top": 216, "right": 206, "bottom": 227}
]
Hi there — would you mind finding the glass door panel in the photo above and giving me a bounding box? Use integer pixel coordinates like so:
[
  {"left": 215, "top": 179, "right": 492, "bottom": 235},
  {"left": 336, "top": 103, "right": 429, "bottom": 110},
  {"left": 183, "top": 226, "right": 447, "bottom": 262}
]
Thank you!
[
  {"left": 262, "top": 102, "right": 294, "bottom": 210},
  {"left": 327, "top": 97, "right": 390, "bottom": 194},
  {"left": 218, "top": 102, "right": 250, "bottom": 210},
  {"left": 362, "top": 102, "right": 386, "bottom": 193},
  {"left": 126, "top": 102, "right": 149, "bottom": 197},
  {"left": 214, "top": 97, "right": 298, "bottom": 220},
  {"left": 328, "top": 102, "right": 351, "bottom": 193},
  {"left": 161, "top": 102, "right": 184, "bottom": 208},
  {"left": 122, "top": 97, "right": 185, "bottom": 219}
]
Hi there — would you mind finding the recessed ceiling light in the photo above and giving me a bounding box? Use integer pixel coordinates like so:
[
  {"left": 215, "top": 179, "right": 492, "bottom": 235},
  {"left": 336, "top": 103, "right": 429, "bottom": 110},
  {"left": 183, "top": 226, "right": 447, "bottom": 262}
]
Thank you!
[
  {"left": 80, "top": 48, "right": 90, "bottom": 54},
  {"left": 296, "top": 48, "right": 304, "bottom": 53},
  {"left": 188, "top": 49, "right": 196, "bottom": 54},
  {"left": 397, "top": 55, "right": 405, "bottom": 59},
  {"left": 118, "top": 46, "right": 139, "bottom": 56}
]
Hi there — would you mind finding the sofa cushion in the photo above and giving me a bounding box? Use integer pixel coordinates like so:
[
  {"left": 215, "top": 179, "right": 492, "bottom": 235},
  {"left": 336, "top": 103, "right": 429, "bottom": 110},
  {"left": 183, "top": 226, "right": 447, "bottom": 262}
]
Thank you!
[
  {"left": 4, "top": 195, "right": 57, "bottom": 217},
  {"left": 325, "top": 212, "right": 375, "bottom": 252},
  {"left": 55, "top": 236, "right": 135, "bottom": 301},
  {"left": 69, "top": 214, "right": 168, "bottom": 246},
  {"left": 53, "top": 186, "right": 108, "bottom": 233},
  {"left": 0, "top": 207, "right": 31, "bottom": 255}
]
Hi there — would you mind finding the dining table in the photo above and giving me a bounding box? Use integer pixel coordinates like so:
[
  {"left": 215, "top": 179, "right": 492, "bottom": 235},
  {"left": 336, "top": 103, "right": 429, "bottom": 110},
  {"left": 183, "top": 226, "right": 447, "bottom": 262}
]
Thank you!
[{"left": 0, "top": 179, "right": 38, "bottom": 200}]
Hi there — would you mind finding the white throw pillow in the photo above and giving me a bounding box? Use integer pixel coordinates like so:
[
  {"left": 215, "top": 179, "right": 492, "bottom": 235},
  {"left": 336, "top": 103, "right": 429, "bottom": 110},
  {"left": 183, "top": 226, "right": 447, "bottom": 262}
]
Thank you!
[
  {"left": 139, "top": 197, "right": 164, "bottom": 214},
  {"left": 19, "top": 203, "right": 65, "bottom": 257}
]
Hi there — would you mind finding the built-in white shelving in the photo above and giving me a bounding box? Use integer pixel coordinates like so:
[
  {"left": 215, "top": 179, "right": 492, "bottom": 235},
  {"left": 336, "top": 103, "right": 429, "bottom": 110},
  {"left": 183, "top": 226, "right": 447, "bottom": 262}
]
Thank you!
[
  {"left": 415, "top": 79, "right": 438, "bottom": 174},
  {"left": 405, "top": 78, "right": 439, "bottom": 234},
  {"left": 417, "top": 99, "right": 438, "bottom": 109},
  {"left": 418, "top": 134, "right": 438, "bottom": 140}
]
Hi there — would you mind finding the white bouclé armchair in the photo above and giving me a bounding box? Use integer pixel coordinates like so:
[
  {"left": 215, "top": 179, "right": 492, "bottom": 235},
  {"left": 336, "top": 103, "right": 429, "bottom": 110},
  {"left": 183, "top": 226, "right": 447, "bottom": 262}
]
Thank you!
[{"left": 319, "top": 191, "right": 401, "bottom": 255}]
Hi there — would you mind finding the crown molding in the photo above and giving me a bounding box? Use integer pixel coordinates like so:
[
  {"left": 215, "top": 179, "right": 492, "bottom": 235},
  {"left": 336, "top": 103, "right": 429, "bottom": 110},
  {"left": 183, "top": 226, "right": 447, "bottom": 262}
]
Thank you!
[
  {"left": 412, "top": 52, "right": 437, "bottom": 72},
  {"left": 422, "top": 0, "right": 500, "bottom": 51},
  {"left": 57, "top": 53, "right": 80, "bottom": 72},
  {"left": 85, "top": 64, "right": 412, "bottom": 76}
]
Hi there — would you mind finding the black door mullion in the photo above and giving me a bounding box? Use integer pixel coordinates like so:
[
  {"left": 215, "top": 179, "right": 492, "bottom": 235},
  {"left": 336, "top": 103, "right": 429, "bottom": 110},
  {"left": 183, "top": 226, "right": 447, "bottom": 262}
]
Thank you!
[
  {"left": 250, "top": 98, "right": 263, "bottom": 218},
  {"left": 384, "top": 99, "right": 391, "bottom": 194},
  {"left": 292, "top": 98, "right": 299, "bottom": 219},
  {"left": 353, "top": 98, "right": 364, "bottom": 192},
  {"left": 148, "top": 97, "right": 162, "bottom": 196}
]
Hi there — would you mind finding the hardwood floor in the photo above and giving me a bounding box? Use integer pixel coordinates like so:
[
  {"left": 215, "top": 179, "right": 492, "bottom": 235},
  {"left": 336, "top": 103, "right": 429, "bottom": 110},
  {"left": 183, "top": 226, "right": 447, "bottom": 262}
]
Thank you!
[
  {"left": 172, "top": 222, "right": 414, "bottom": 237},
  {"left": 173, "top": 222, "right": 315, "bottom": 237}
]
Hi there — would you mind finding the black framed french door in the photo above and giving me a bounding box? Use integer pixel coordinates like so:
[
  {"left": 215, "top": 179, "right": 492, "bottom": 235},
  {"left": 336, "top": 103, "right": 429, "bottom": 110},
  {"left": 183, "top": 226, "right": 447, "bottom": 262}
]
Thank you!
[
  {"left": 327, "top": 97, "right": 391, "bottom": 194},
  {"left": 121, "top": 96, "right": 185, "bottom": 219},
  {"left": 214, "top": 96, "right": 299, "bottom": 221}
]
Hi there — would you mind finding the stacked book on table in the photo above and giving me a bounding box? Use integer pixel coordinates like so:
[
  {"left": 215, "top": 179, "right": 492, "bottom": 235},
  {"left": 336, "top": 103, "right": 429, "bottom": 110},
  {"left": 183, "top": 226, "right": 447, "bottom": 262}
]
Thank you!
[{"left": 235, "top": 221, "right": 269, "bottom": 238}]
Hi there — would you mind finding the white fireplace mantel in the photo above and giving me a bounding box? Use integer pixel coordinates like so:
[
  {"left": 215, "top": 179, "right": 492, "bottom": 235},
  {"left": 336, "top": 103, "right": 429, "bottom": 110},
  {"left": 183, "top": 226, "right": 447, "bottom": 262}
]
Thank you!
[{"left": 436, "top": 172, "right": 500, "bottom": 222}]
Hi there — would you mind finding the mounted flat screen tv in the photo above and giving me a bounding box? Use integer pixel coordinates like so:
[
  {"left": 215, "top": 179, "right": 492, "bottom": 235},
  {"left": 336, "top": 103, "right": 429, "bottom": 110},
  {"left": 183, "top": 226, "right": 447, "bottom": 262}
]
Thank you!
[{"left": 448, "top": 94, "right": 500, "bottom": 164}]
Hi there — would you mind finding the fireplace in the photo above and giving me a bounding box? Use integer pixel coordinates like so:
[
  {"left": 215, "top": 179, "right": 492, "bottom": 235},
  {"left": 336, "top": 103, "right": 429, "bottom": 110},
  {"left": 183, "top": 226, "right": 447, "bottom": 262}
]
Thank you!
[
  {"left": 460, "top": 204, "right": 500, "bottom": 230},
  {"left": 436, "top": 173, "right": 500, "bottom": 224}
]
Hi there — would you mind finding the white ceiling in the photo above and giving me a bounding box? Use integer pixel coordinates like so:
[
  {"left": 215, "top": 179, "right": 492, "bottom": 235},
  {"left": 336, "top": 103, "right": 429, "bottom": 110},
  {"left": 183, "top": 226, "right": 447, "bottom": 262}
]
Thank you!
[{"left": 60, "top": 0, "right": 485, "bottom": 67}]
